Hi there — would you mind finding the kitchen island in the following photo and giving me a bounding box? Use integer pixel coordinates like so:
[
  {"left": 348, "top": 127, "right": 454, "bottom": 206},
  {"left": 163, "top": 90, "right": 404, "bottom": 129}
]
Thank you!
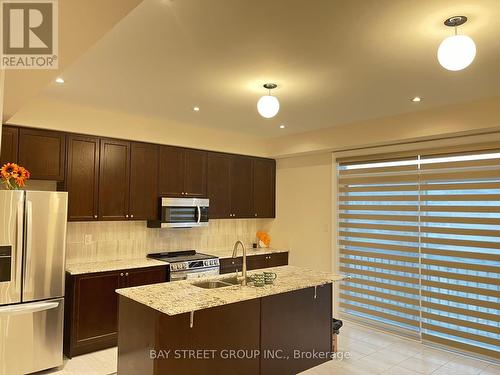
[{"left": 116, "top": 266, "right": 343, "bottom": 375}]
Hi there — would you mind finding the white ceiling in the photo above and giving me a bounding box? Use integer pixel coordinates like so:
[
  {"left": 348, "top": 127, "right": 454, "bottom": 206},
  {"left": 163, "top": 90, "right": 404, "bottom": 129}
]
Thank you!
[{"left": 29, "top": 0, "right": 500, "bottom": 138}]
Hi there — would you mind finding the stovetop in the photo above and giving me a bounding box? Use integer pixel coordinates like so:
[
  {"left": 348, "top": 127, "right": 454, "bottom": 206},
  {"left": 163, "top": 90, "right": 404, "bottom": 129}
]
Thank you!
[{"left": 147, "top": 250, "right": 216, "bottom": 263}]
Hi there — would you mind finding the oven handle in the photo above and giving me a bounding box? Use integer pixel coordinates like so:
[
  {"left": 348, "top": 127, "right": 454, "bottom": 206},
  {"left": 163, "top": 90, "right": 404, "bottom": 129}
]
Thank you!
[{"left": 196, "top": 206, "right": 201, "bottom": 224}]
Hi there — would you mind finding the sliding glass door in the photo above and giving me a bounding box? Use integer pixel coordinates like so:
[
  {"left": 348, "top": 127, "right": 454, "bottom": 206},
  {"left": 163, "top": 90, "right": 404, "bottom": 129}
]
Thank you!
[{"left": 338, "top": 149, "right": 500, "bottom": 360}]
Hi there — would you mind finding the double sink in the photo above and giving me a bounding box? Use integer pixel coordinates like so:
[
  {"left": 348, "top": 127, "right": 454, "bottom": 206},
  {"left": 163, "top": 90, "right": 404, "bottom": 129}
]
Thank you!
[{"left": 193, "top": 276, "right": 252, "bottom": 289}]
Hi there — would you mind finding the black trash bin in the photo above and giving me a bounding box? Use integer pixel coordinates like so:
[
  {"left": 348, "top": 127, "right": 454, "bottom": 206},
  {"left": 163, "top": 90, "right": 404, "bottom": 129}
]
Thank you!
[{"left": 332, "top": 318, "right": 343, "bottom": 352}]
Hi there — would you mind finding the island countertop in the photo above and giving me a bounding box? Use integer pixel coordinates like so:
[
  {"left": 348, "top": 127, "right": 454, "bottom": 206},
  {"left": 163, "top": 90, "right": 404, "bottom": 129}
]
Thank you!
[{"left": 116, "top": 265, "right": 344, "bottom": 316}]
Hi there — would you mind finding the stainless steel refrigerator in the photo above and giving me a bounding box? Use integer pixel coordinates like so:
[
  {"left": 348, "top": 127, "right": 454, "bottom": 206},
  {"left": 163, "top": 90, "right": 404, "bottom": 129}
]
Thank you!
[{"left": 0, "top": 190, "right": 67, "bottom": 375}]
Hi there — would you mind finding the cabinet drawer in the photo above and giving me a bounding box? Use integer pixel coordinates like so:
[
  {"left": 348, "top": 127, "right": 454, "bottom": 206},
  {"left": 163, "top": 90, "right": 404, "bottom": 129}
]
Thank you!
[
  {"left": 268, "top": 252, "right": 289, "bottom": 267},
  {"left": 219, "top": 257, "right": 243, "bottom": 274}
]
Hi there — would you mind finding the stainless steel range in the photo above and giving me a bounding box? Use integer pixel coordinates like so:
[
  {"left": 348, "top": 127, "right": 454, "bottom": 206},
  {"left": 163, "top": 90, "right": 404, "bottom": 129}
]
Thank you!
[{"left": 147, "top": 250, "right": 219, "bottom": 281}]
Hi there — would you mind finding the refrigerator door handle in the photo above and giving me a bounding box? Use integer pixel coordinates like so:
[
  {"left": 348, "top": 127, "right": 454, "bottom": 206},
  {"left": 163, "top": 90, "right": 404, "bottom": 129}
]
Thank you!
[
  {"left": 15, "top": 200, "right": 24, "bottom": 291},
  {"left": 24, "top": 200, "right": 33, "bottom": 290},
  {"left": 0, "top": 300, "right": 59, "bottom": 316}
]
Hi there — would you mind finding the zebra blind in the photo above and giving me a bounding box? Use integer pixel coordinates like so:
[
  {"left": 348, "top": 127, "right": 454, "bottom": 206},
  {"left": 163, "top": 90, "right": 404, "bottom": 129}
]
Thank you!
[
  {"left": 338, "top": 151, "right": 500, "bottom": 359},
  {"left": 338, "top": 158, "right": 421, "bottom": 333}
]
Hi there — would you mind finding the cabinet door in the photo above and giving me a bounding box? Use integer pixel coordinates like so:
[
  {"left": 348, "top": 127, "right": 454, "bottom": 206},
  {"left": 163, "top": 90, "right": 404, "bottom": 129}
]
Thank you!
[
  {"left": 252, "top": 158, "right": 276, "bottom": 218},
  {"left": 267, "top": 252, "right": 289, "bottom": 267},
  {"left": 260, "top": 284, "right": 332, "bottom": 375},
  {"left": 184, "top": 149, "right": 207, "bottom": 197},
  {"left": 73, "top": 272, "right": 121, "bottom": 350},
  {"left": 219, "top": 257, "right": 243, "bottom": 274},
  {"left": 129, "top": 142, "right": 159, "bottom": 220},
  {"left": 230, "top": 156, "right": 253, "bottom": 218},
  {"left": 207, "top": 152, "right": 231, "bottom": 218},
  {"left": 66, "top": 135, "right": 100, "bottom": 221},
  {"left": 18, "top": 128, "right": 65, "bottom": 180},
  {"left": 98, "top": 139, "right": 130, "bottom": 220},
  {"left": 158, "top": 145, "right": 184, "bottom": 197},
  {"left": 246, "top": 254, "right": 268, "bottom": 270},
  {"left": 125, "top": 266, "right": 166, "bottom": 287},
  {"left": 0, "top": 125, "right": 19, "bottom": 166}
]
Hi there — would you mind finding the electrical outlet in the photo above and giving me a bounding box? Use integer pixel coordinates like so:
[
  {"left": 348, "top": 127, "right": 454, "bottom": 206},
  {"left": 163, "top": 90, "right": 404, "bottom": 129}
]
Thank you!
[{"left": 84, "top": 234, "right": 92, "bottom": 245}]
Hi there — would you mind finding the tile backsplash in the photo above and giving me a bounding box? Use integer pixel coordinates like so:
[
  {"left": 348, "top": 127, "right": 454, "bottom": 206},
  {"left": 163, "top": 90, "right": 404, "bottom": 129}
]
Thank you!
[{"left": 66, "top": 219, "right": 274, "bottom": 264}]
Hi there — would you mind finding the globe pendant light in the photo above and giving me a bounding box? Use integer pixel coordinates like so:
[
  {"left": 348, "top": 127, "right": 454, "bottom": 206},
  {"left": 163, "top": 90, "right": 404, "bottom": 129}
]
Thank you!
[
  {"left": 437, "top": 16, "right": 476, "bottom": 71},
  {"left": 257, "top": 83, "right": 280, "bottom": 118}
]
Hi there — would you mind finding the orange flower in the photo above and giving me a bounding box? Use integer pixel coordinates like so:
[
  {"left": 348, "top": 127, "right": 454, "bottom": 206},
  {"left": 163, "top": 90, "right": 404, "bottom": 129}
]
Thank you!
[
  {"left": 1, "top": 163, "right": 19, "bottom": 179},
  {"left": 256, "top": 231, "right": 271, "bottom": 246},
  {"left": 16, "top": 166, "right": 30, "bottom": 179},
  {"left": 15, "top": 176, "right": 26, "bottom": 187}
]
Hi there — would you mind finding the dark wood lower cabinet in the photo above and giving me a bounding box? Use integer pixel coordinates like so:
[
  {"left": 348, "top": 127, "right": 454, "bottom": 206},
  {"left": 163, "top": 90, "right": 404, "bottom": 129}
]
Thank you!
[
  {"left": 220, "top": 252, "right": 289, "bottom": 274},
  {"left": 64, "top": 266, "right": 167, "bottom": 358},
  {"left": 117, "top": 284, "right": 332, "bottom": 375}
]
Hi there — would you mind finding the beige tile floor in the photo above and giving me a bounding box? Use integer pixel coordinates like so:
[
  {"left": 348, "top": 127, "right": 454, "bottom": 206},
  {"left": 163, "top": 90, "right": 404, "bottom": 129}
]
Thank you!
[
  {"left": 300, "top": 321, "right": 500, "bottom": 375},
  {"left": 37, "top": 320, "right": 499, "bottom": 375}
]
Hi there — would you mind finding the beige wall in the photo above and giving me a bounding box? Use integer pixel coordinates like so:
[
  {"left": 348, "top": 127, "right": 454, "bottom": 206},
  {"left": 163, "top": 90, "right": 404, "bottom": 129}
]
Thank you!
[
  {"left": 270, "top": 96, "right": 500, "bottom": 157},
  {"left": 269, "top": 153, "right": 333, "bottom": 272},
  {"left": 7, "top": 97, "right": 270, "bottom": 157}
]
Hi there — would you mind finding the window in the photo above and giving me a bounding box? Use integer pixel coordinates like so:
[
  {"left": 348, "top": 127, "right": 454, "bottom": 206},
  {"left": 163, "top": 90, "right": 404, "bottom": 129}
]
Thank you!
[{"left": 338, "top": 150, "right": 500, "bottom": 359}]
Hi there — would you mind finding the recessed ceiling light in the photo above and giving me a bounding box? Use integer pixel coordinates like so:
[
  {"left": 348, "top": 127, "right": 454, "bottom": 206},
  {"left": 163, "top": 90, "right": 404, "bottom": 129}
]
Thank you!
[
  {"left": 55, "top": 78, "right": 65, "bottom": 84},
  {"left": 411, "top": 96, "right": 422, "bottom": 102},
  {"left": 193, "top": 106, "right": 200, "bottom": 112},
  {"left": 279, "top": 124, "right": 285, "bottom": 129}
]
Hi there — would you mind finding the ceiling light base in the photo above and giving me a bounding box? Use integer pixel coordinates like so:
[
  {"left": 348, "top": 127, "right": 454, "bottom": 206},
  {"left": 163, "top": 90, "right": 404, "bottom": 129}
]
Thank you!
[
  {"left": 444, "top": 16, "right": 467, "bottom": 27},
  {"left": 263, "top": 83, "right": 277, "bottom": 90}
]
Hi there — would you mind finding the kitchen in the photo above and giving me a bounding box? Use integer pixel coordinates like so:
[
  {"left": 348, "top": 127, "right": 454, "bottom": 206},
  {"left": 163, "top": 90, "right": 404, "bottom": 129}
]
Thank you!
[{"left": 1, "top": 0, "right": 500, "bottom": 375}]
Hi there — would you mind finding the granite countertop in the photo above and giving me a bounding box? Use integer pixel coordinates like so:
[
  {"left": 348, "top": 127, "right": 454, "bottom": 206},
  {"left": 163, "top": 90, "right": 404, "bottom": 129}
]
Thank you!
[
  {"left": 65, "top": 258, "right": 167, "bottom": 275},
  {"left": 116, "top": 265, "right": 344, "bottom": 316},
  {"left": 65, "top": 248, "right": 288, "bottom": 275}
]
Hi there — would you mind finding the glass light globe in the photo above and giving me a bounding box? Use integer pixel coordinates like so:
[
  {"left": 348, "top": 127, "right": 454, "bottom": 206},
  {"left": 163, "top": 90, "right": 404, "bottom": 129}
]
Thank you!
[
  {"left": 437, "top": 35, "right": 476, "bottom": 71},
  {"left": 257, "top": 95, "right": 280, "bottom": 118}
]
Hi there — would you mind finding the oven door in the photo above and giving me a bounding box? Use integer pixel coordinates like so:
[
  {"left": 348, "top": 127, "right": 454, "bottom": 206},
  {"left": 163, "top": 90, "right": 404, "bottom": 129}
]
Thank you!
[{"left": 169, "top": 267, "right": 220, "bottom": 281}]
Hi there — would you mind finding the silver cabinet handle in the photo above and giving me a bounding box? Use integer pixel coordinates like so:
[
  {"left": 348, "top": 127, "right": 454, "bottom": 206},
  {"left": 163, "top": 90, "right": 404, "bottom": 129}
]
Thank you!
[
  {"left": 255, "top": 213, "right": 258, "bottom": 217},
  {"left": 196, "top": 206, "right": 201, "bottom": 224},
  {"left": 94, "top": 215, "right": 98, "bottom": 219},
  {"left": 125, "top": 272, "right": 129, "bottom": 276},
  {"left": 125, "top": 214, "right": 129, "bottom": 218},
  {"left": 120, "top": 273, "right": 124, "bottom": 277},
  {"left": 130, "top": 214, "right": 134, "bottom": 218}
]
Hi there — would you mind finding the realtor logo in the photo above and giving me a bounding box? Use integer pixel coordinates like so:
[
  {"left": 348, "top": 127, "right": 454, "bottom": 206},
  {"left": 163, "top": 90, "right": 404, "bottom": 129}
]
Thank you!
[{"left": 1, "top": 0, "right": 58, "bottom": 69}]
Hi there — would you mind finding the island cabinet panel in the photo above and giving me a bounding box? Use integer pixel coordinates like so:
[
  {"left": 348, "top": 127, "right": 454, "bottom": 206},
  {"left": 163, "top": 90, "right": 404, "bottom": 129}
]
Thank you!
[
  {"left": 65, "top": 134, "right": 100, "bottom": 221},
  {"left": 252, "top": 158, "right": 276, "bottom": 218},
  {"left": 98, "top": 139, "right": 131, "bottom": 220},
  {"left": 64, "top": 266, "right": 167, "bottom": 358},
  {"left": 230, "top": 155, "right": 253, "bottom": 218},
  {"left": 18, "top": 128, "right": 66, "bottom": 180},
  {"left": 207, "top": 152, "right": 231, "bottom": 219},
  {"left": 260, "top": 284, "right": 333, "bottom": 375},
  {"left": 129, "top": 142, "right": 159, "bottom": 220},
  {"left": 118, "top": 297, "right": 261, "bottom": 375},
  {"left": 0, "top": 125, "right": 19, "bottom": 165},
  {"left": 158, "top": 146, "right": 207, "bottom": 198}
]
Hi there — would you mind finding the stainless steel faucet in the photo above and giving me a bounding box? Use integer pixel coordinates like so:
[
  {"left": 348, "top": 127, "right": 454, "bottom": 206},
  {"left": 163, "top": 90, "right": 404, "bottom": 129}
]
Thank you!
[{"left": 232, "top": 240, "right": 247, "bottom": 286}]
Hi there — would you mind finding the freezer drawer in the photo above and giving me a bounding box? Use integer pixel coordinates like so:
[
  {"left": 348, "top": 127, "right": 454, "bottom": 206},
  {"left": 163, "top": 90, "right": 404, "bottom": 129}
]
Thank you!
[{"left": 0, "top": 298, "right": 64, "bottom": 375}]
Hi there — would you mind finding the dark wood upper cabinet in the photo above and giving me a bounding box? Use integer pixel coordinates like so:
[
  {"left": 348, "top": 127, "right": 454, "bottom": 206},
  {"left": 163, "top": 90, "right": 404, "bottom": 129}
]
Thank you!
[
  {"left": 252, "top": 158, "right": 276, "bottom": 218},
  {"left": 0, "top": 125, "right": 19, "bottom": 166},
  {"left": 18, "top": 128, "right": 65, "bottom": 180},
  {"left": 207, "top": 152, "right": 231, "bottom": 219},
  {"left": 158, "top": 146, "right": 207, "bottom": 198},
  {"left": 66, "top": 135, "right": 100, "bottom": 221},
  {"left": 158, "top": 146, "right": 184, "bottom": 197},
  {"left": 98, "top": 139, "right": 131, "bottom": 220},
  {"left": 184, "top": 148, "right": 207, "bottom": 197},
  {"left": 129, "top": 142, "right": 159, "bottom": 220},
  {"left": 230, "top": 156, "right": 253, "bottom": 218}
]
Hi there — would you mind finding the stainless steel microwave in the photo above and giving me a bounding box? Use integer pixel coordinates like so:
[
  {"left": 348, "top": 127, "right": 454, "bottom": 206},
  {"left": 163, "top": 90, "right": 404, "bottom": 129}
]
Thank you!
[{"left": 147, "top": 197, "right": 209, "bottom": 228}]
